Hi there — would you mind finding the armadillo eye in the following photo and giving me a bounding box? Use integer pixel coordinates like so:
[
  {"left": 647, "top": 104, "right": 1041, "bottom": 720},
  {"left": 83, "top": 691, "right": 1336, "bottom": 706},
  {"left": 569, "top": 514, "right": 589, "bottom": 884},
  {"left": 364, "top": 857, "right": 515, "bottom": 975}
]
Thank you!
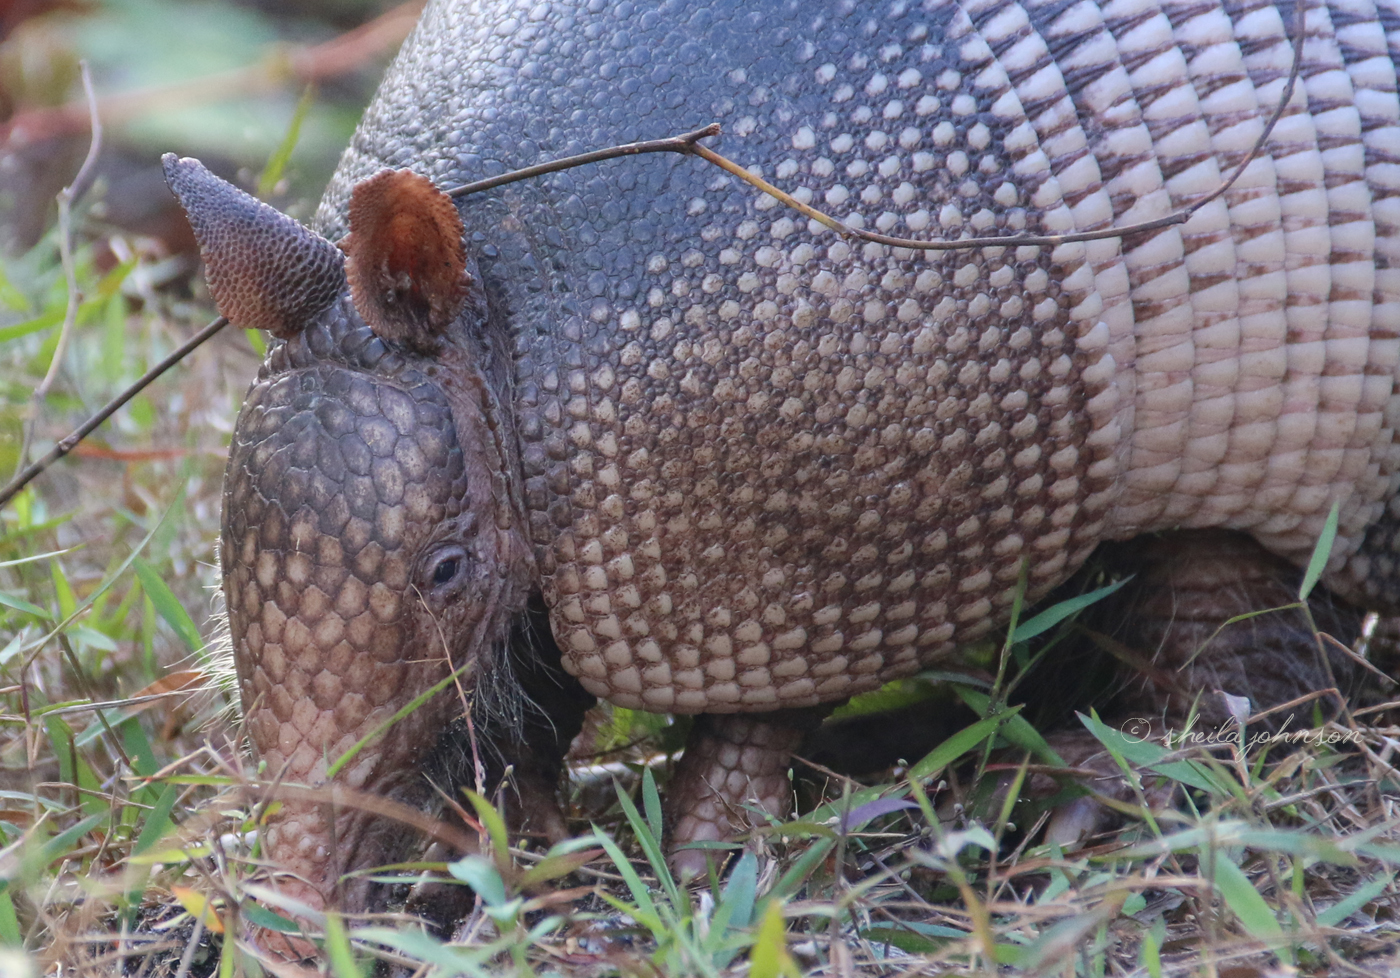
[{"left": 422, "top": 545, "right": 469, "bottom": 593}]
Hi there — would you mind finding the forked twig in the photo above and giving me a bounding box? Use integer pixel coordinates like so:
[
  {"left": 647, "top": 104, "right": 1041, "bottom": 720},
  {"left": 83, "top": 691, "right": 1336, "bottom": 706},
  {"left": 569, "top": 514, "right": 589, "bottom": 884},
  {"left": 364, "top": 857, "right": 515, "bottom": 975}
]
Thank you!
[
  {"left": 0, "top": 0, "right": 1307, "bottom": 507},
  {"left": 446, "top": 123, "right": 721, "bottom": 198}
]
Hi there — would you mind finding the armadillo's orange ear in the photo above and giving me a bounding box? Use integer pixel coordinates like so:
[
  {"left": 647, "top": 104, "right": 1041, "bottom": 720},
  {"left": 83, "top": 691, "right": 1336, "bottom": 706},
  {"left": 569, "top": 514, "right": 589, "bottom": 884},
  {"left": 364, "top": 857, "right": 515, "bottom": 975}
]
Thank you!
[
  {"left": 162, "top": 154, "right": 346, "bottom": 338},
  {"left": 343, "top": 169, "right": 471, "bottom": 354}
]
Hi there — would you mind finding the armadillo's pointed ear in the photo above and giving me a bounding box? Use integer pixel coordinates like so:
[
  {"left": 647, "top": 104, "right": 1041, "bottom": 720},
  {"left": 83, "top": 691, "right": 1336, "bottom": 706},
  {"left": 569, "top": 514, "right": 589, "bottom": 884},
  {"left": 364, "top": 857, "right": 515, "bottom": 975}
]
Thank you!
[
  {"left": 162, "top": 154, "right": 346, "bottom": 338},
  {"left": 343, "top": 169, "right": 472, "bottom": 354}
]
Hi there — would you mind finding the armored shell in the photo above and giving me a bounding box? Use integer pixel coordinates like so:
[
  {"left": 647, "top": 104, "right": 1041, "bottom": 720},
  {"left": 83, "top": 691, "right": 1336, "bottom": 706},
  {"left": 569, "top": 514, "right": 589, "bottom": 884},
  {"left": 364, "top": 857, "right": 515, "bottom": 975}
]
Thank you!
[{"left": 308, "top": 0, "right": 1400, "bottom": 715}]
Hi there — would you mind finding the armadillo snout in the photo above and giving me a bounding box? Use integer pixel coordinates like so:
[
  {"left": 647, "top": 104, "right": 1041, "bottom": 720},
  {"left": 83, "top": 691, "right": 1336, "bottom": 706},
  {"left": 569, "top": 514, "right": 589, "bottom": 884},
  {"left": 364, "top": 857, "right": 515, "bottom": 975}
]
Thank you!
[{"left": 221, "top": 319, "right": 512, "bottom": 911}]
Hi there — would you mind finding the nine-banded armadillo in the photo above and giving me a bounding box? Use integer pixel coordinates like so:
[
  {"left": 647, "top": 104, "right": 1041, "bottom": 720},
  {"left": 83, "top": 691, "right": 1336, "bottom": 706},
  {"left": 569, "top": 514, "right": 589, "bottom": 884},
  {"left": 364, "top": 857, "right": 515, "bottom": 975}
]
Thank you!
[{"left": 164, "top": 0, "right": 1400, "bottom": 936}]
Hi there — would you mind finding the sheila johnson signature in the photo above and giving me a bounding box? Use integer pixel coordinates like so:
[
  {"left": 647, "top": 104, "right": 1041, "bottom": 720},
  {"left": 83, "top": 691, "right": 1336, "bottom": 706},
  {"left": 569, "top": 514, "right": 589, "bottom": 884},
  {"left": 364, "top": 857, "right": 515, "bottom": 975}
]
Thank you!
[{"left": 1118, "top": 716, "right": 1363, "bottom": 750}]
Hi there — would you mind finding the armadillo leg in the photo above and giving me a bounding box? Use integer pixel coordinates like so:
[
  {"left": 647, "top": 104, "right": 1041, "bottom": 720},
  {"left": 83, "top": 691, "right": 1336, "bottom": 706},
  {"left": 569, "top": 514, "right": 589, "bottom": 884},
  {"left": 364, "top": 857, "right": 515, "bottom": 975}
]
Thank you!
[
  {"left": 1096, "top": 530, "right": 1364, "bottom": 731},
  {"left": 1032, "top": 530, "right": 1365, "bottom": 846},
  {"left": 666, "top": 710, "right": 822, "bottom": 879}
]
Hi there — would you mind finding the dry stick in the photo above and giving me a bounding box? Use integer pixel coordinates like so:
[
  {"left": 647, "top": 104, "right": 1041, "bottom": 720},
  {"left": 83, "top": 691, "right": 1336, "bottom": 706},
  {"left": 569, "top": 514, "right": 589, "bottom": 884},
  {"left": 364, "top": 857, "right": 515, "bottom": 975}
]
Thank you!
[
  {"left": 15, "top": 62, "right": 104, "bottom": 480},
  {"left": 687, "top": 0, "right": 1306, "bottom": 252},
  {"left": 446, "top": 123, "right": 722, "bottom": 198},
  {"left": 0, "top": 315, "right": 230, "bottom": 509},
  {"left": 0, "top": 1, "right": 1306, "bottom": 508}
]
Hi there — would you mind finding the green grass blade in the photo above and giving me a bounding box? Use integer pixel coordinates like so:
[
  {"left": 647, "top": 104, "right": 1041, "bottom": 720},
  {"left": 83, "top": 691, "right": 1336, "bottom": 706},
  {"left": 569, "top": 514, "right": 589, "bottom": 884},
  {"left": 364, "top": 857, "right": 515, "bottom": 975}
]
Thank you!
[
  {"left": 720, "top": 851, "right": 758, "bottom": 931},
  {"left": 749, "top": 900, "right": 797, "bottom": 978},
  {"left": 327, "top": 659, "right": 472, "bottom": 778},
  {"left": 40, "top": 811, "right": 107, "bottom": 866},
  {"left": 131, "top": 783, "right": 179, "bottom": 856},
  {"left": 323, "top": 911, "right": 364, "bottom": 978},
  {"left": 642, "top": 765, "right": 664, "bottom": 843},
  {"left": 592, "top": 827, "right": 658, "bottom": 921},
  {"left": 258, "top": 84, "right": 316, "bottom": 199},
  {"left": 1211, "top": 852, "right": 1283, "bottom": 942},
  {"left": 242, "top": 902, "right": 301, "bottom": 934},
  {"left": 1012, "top": 578, "right": 1130, "bottom": 643},
  {"left": 0, "top": 590, "right": 51, "bottom": 619},
  {"left": 0, "top": 886, "right": 20, "bottom": 945},
  {"left": 1299, "top": 500, "right": 1341, "bottom": 600},
  {"left": 132, "top": 558, "right": 203, "bottom": 653},
  {"left": 955, "top": 687, "right": 1063, "bottom": 765},
  {"left": 909, "top": 711, "right": 1016, "bottom": 779},
  {"left": 613, "top": 779, "right": 681, "bottom": 907},
  {"left": 1315, "top": 873, "right": 1392, "bottom": 927},
  {"left": 462, "top": 793, "right": 509, "bottom": 866}
]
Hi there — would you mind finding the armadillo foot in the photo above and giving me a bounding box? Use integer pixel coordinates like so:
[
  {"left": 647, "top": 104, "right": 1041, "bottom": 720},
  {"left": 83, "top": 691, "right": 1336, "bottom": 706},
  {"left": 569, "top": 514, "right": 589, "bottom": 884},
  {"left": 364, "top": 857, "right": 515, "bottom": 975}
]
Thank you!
[{"left": 665, "top": 710, "right": 822, "bottom": 880}]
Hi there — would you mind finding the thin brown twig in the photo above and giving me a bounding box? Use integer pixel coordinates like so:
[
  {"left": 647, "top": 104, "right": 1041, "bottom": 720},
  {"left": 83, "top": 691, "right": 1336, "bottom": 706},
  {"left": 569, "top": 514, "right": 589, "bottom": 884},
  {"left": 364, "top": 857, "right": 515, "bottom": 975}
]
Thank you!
[
  {"left": 685, "top": 0, "right": 1305, "bottom": 253},
  {"left": 1, "top": 0, "right": 1307, "bottom": 508},
  {"left": 15, "top": 61, "right": 103, "bottom": 479},
  {"left": 0, "top": 316, "right": 229, "bottom": 510}
]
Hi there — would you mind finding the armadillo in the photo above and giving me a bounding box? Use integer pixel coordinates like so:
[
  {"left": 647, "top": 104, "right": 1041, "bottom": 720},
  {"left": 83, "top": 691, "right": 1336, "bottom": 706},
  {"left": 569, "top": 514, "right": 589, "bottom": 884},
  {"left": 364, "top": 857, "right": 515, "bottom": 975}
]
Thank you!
[{"left": 164, "top": 0, "right": 1400, "bottom": 930}]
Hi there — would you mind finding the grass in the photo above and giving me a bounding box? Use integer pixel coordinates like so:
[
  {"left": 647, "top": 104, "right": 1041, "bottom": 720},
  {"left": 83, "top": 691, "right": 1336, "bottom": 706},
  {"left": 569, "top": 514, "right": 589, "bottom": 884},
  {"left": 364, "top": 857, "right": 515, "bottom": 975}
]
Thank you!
[{"left": 3, "top": 90, "right": 1400, "bottom": 978}]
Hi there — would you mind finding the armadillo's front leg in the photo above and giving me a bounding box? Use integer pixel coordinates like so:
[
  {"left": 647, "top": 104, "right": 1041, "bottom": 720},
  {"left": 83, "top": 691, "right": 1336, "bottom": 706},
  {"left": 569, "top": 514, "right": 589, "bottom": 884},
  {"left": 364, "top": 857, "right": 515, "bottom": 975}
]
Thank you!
[{"left": 665, "top": 709, "right": 824, "bottom": 879}]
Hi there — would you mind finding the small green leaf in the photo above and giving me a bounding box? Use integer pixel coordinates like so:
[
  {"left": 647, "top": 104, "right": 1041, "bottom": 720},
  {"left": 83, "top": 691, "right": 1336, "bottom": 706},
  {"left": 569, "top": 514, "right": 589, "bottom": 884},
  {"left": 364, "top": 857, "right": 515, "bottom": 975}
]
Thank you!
[
  {"left": 1315, "top": 873, "right": 1392, "bottom": 927},
  {"left": 1012, "top": 578, "right": 1131, "bottom": 643},
  {"left": 830, "top": 678, "right": 938, "bottom": 720},
  {"left": 323, "top": 912, "right": 364, "bottom": 978},
  {"left": 749, "top": 900, "right": 798, "bottom": 978},
  {"left": 448, "top": 854, "right": 507, "bottom": 907},
  {"left": 132, "top": 558, "right": 203, "bottom": 653},
  {"left": 241, "top": 901, "right": 301, "bottom": 934},
  {"left": 1212, "top": 852, "right": 1283, "bottom": 941},
  {"left": 909, "top": 711, "right": 1018, "bottom": 779},
  {"left": 1299, "top": 500, "right": 1341, "bottom": 600}
]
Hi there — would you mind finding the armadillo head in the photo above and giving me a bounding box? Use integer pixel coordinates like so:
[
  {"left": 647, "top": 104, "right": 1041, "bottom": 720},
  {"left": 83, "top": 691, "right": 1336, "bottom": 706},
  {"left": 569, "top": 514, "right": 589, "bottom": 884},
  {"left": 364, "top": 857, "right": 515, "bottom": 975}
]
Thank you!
[{"left": 164, "top": 157, "right": 530, "bottom": 920}]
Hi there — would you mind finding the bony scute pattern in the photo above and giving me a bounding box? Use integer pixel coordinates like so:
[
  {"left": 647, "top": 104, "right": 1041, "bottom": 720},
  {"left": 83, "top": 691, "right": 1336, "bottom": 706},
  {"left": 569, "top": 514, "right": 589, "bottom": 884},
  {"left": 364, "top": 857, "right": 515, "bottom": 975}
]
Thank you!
[
  {"left": 316, "top": 0, "right": 1400, "bottom": 708},
  {"left": 222, "top": 304, "right": 477, "bottom": 896},
  {"left": 188, "top": 0, "right": 1400, "bottom": 916},
  {"left": 525, "top": 28, "right": 1122, "bottom": 712}
]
